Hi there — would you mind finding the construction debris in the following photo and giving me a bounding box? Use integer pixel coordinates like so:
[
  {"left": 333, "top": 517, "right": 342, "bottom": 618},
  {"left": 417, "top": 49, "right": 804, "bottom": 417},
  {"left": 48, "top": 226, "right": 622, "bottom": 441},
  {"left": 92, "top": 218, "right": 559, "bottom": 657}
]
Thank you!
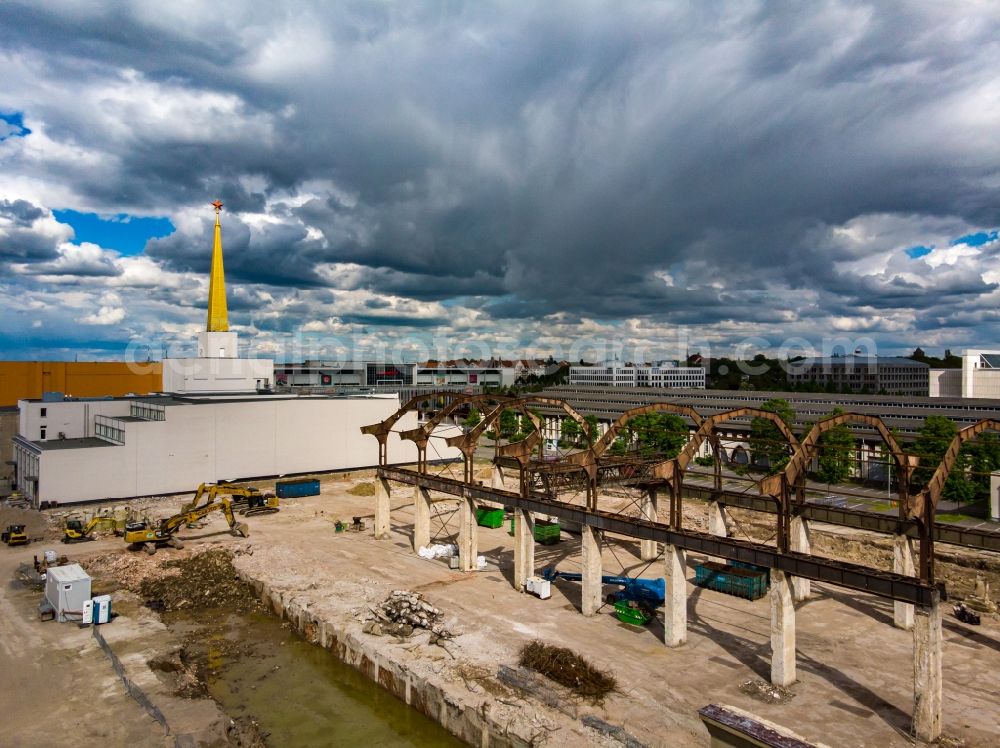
[
  {"left": 518, "top": 640, "right": 617, "bottom": 702},
  {"left": 367, "top": 590, "right": 454, "bottom": 640},
  {"left": 738, "top": 678, "right": 795, "bottom": 704},
  {"left": 139, "top": 549, "right": 261, "bottom": 613},
  {"left": 417, "top": 543, "right": 457, "bottom": 560}
]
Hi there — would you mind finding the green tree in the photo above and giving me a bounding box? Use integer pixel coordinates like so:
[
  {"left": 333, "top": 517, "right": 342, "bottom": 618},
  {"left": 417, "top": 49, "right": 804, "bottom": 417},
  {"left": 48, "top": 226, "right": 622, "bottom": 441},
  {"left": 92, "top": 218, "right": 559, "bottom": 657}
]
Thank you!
[
  {"left": 749, "top": 398, "right": 795, "bottom": 473},
  {"left": 628, "top": 413, "right": 688, "bottom": 458},
  {"left": 561, "top": 417, "right": 582, "bottom": 446},
  {"left": 912, "top": 416, "right": 974, "bottom": 502},
  {"left": 815, "top": 408, "right": 853, "bottom": 484},
  {"left": 608, "top": 437, "right": 629, "bottom": 456},
  {"left": 963, "top": 432, "right": 1000, "bottom": 498},
  {"left": 498, "top": 409, "right": 519, "bottom": 439},
  {"left": 583, "top": 415, "right": 599, "bottom": 446},
  {"left": 461, "top": 407, "right": 481, "bottom": 430}
]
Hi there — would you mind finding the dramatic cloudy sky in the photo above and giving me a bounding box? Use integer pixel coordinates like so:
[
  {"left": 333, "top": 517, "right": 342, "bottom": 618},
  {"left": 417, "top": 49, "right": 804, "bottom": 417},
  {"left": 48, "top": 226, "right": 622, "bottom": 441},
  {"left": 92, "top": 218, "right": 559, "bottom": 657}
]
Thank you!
[{"left": 1, "top": 1, "right": 999, "bottom": 363}]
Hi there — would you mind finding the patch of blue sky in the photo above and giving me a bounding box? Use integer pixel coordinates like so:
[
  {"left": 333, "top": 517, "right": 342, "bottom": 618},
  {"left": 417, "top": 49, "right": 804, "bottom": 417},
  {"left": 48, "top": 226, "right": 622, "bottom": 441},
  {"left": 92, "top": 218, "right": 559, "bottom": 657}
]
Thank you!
[
  {"left": 905, "top": 245, "right": 933, "bottom": 259},
  {"left": 0, "top": 111, "right": 31, "bottom": 139},
  {"left": 52, "top": 209, "right": 175, "bottom": 256},
  {"left": 951, "top": 230, "right": 998, "bottom": 247}
]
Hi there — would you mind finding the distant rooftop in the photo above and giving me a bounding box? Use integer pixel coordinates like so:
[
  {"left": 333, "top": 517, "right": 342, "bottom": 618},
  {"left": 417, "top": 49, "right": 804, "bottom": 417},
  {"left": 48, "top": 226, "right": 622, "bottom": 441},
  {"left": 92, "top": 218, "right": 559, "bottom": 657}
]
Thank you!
[{"left": 795, "top": 356, "right": 928, "bottom": 368}]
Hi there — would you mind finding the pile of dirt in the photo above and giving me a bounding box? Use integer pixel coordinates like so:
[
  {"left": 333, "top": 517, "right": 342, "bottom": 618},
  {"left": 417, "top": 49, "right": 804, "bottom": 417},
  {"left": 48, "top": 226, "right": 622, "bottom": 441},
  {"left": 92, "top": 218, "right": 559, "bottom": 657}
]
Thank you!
[
  {"left": 347, "top": 482, "right": 376, "bottom": 496},
  {"left": 139, "top": 549, "right": 263, "bottom": 613},
  {"left": 518, "top": 640, "right": 616, "bottom": 702},
  {"left": 0, "top": 505, "right": 51, "bottom": 541},
  {"left": 83, "top": 551, "right": 183, "bottom": 591}
]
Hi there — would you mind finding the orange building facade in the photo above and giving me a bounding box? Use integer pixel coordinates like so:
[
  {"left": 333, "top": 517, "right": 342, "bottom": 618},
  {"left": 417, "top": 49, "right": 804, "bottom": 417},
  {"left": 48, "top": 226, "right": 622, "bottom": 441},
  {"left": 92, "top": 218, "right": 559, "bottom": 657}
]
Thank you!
[{"left": 0, "top": 361, "right": 163, "bottom": 407}]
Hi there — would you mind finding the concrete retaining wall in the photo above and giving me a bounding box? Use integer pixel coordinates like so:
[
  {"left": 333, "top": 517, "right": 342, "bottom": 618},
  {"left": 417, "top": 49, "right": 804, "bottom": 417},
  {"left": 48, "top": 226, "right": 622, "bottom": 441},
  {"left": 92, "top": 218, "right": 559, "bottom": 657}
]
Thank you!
[{"left": 238, "top": 571, "right": 547, "bottom": 748}]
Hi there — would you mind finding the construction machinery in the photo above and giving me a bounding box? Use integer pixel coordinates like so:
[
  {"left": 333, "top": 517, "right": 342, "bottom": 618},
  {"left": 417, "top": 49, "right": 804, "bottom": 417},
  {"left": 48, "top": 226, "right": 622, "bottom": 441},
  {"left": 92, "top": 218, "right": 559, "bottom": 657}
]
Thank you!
[
  {"left": 541, "top": 567, "right": 665, "bottom": 607},
  {"left": 180, "top": 482, "right": 265, "bottom": 513},
  {"left": 239, "top": 493, "right": 280, "bottom": 517},
  {"left": 2, "top": 524, "right": 29, "bottom": 547},
  {"left": 62, "top": 515, "right": 117, "bottom": 543},
  {"left": 124, "top": 497, "right": 249, "bottom": 555}
]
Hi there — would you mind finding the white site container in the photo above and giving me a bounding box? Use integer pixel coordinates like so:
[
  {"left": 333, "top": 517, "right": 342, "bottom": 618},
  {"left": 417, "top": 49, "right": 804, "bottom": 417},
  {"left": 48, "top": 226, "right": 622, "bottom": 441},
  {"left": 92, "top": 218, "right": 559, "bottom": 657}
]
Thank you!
[
  {"left": 92, "top": 594, "right": 111, "bottom": 624},
  {"left": 525, "top": 576, "right": 552, "bottom": 600},
  {"left": 44, "top": 563, "right": 92, "bottom": 623}
]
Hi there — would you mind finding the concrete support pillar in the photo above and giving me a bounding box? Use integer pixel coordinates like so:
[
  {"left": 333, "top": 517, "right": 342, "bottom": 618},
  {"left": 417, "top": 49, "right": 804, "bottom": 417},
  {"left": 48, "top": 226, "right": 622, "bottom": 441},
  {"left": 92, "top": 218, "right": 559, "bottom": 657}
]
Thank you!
[
  {"left": 912, "top": 590, "right": 942, "bottom": 742},
  {"left": 458, "top": 497, "right": 479, "bottom": 572},
  {"left": 513, "top": 509, "right": 535, "bottom": 591},
  {"left": 770, "top": 570, "right": 796, "bottom": 687},
  {"left": 640, "top": 489, "right": 659, "bottom": 560},
  {"left": 708, "top": 501, "right": 728, "bottom": 538},
  {"left": 581, "top": 524, "right": 603, "bottom": 616},
  {"left": 893, "top": 534, "right": 916, "bottom": 630},
  {"left": 663, "top": 544, "right": 687, "bottom": 647},
  {"left": 789, "top": 516, "right": 811, "bottom": 602},
  {"left": 413, "top": 486, "right": 431, "bottom": 551},
  {"left": 374, "top": 477, "right": 391, "bottom": 540},
  {"left": 491, "top": 465, "right": 505, "bottom": 490}
]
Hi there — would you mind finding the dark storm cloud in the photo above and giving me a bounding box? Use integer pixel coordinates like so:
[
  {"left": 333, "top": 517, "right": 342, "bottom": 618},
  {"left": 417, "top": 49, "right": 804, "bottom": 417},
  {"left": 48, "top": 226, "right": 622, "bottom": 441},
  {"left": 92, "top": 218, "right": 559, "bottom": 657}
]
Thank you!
[
  {"left": 1, "top": 1, "right": 999, "bottom": 351},
  {"left": 0, "top": 199, "right": 62, "bottom": 261}
]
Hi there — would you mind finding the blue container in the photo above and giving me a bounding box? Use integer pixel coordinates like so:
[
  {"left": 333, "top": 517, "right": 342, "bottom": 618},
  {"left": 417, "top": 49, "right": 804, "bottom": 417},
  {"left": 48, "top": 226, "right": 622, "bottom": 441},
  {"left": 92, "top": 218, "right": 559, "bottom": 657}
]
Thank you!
[{"left": 276, "top": 479, "right": 320, "bottom": 499}]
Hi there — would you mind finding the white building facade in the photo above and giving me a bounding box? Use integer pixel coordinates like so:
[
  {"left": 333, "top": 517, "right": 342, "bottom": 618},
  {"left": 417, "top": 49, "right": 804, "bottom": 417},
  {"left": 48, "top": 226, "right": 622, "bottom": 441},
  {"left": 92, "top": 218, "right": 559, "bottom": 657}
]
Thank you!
[
  {"left": 568, "top": 362, "right": 706, "bottom": 389},
  {"left": 930, "top": 350, "right": 1000, "bottom": 399},
  {"left": 12, "top": 393, "right": 456, "bottom": 506}
]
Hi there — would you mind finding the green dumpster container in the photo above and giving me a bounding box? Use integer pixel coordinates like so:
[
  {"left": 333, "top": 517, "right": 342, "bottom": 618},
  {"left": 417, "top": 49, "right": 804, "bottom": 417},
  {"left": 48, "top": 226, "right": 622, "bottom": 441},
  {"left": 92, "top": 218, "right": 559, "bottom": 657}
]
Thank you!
[
  {"left": 475, "top": 505, "right": 505, "bottom": 528},
  {"left": 507, "top": 517, "right": 562, "bottom": 545}
]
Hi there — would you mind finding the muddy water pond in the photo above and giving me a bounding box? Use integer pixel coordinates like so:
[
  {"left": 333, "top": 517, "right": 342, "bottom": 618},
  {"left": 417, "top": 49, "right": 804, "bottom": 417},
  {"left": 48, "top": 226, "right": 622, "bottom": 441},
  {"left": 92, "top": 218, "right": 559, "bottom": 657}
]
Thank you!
[{"left": 165, "top": 608, "right": 465, "bottom": 747}]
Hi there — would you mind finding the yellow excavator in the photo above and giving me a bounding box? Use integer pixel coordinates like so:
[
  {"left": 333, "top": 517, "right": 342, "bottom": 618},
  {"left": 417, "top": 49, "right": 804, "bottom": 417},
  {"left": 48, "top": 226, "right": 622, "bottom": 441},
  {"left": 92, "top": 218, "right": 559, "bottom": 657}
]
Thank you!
[
  {"left": 124, "top": 497, "right": 249, "bottom": 555},
  {"left": 62, "top": 515, "right": 117, "bottom": 543},
  {"left": 181, "top": 482, "right": 279, "bottom": 517}
]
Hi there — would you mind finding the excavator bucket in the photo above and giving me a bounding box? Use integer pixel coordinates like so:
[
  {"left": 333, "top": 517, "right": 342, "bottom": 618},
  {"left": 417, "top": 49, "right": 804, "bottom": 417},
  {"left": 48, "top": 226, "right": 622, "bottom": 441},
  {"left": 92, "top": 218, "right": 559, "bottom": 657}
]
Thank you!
[{"left": 233, "top": 522, "right": 250, "bottom": 538}]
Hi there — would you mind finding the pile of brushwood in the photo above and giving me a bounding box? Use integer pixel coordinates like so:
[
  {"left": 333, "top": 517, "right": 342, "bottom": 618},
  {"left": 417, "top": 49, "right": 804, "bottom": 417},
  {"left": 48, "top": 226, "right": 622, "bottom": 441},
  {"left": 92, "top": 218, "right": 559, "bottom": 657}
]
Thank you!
[{"left": 519, "top": 640, "right": 616, "bottom": 701}]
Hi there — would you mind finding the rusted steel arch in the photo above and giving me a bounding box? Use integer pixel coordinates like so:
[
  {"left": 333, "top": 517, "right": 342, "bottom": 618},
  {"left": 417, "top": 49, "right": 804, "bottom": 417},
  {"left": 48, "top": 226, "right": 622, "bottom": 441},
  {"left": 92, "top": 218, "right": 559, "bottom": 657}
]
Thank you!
[
  {"left": 495, "top": 409, "right": 545, "bottom": 470},
  {"left": 588, "top": 403, "right": 705, "bottom": 459},
  {"left": 760, "top": 412, "right": 913, "bottom": 501},
  {"left": 652, "top": 407, "right": 798, "bottom": 481},
  {"left": 447, "top": 396, "right": 590, "bottom": 454},
  {"left": 398, "top": 392, "right": 513, "bottom": 446},
  {"left": 360, "top": 390, "right": 469, "bottom": 442},
  {"left": 912, "top": 419, "right": 1000, "bottom": 524}
]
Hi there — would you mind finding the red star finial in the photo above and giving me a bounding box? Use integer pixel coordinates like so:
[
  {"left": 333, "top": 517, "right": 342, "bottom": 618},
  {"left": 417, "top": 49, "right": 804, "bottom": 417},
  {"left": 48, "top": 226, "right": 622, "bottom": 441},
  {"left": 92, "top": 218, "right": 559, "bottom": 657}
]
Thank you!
[{"left": 211, "top": 200, "right": 224, "bottom": 213}]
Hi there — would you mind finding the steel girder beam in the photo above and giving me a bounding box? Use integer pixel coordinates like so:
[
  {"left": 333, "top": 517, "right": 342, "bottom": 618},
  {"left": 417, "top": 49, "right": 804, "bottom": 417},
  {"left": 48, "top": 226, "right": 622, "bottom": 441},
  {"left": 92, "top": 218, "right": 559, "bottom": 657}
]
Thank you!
[
  {"left": 681, "top": 484, "right": 1000, "bottom": 554},
  {"left": 378, "top": 466, "right": 937, "bottom": 605}
]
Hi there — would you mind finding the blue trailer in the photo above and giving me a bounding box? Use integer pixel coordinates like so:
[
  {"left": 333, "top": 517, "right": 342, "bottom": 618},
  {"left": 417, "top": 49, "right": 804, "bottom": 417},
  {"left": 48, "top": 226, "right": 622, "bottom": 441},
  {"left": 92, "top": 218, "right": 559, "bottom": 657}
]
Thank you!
[{"left": 275, "top": 478, "right": 321, "bottom": 499}]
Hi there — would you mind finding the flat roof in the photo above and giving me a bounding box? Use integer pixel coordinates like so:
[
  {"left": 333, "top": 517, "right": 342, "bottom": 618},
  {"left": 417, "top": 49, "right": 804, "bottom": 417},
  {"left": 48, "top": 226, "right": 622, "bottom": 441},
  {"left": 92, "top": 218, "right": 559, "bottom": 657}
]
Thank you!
[{"left": 33, "top": 437, "right": 116, "bottom": 451}]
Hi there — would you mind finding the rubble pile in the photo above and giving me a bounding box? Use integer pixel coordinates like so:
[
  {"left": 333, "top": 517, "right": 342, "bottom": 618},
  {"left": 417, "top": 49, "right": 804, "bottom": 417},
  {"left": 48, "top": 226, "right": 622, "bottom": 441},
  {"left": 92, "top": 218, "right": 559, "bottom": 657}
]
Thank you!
[
  {"left": 83, "top": 551, "right": 182, "bottom": 591},
  {"left": 738, "top": 678, "right": 794, "bottom": 704},
  {"left": 140, "top": 549, "right": 262, "bottom": 613},
  {"left": 364, "top": 590, "right": 454, "bottom": 640}
]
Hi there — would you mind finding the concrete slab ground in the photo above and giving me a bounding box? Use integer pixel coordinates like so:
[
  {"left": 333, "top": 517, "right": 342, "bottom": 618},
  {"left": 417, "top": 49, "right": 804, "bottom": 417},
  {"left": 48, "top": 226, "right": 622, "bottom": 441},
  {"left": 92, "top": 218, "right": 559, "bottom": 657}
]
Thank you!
[
  {"left": 225, "top": 471, "right": 1000, "bottom": 747},
  {"left": 3, "top": 465, "right": 999, "bottom": 746}
]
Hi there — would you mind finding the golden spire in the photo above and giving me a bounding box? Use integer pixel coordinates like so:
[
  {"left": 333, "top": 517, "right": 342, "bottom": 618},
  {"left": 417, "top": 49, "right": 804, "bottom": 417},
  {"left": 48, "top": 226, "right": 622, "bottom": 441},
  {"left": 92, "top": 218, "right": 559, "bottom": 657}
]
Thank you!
[{"left": 206, "top": 200, "right": 229, "bottom": 332}]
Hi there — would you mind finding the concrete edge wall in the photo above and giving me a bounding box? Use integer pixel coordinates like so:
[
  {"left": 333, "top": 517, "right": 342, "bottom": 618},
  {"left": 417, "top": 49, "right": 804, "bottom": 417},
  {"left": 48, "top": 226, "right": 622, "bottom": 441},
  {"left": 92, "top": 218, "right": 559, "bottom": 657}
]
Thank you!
[{"left": 237, "top": 570, "right": 563, "bottom": 748}]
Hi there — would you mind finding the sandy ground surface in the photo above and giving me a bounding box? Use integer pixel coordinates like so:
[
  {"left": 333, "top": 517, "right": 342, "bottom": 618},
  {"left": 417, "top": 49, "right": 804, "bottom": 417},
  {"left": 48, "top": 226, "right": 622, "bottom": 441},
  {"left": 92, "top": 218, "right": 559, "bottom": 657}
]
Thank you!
[
  {"left": 0, "top": 537, "right": 169, "bottom": 747},
  {"left": 2, "top": 464, "right": 1000, "bottom": 747}
]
